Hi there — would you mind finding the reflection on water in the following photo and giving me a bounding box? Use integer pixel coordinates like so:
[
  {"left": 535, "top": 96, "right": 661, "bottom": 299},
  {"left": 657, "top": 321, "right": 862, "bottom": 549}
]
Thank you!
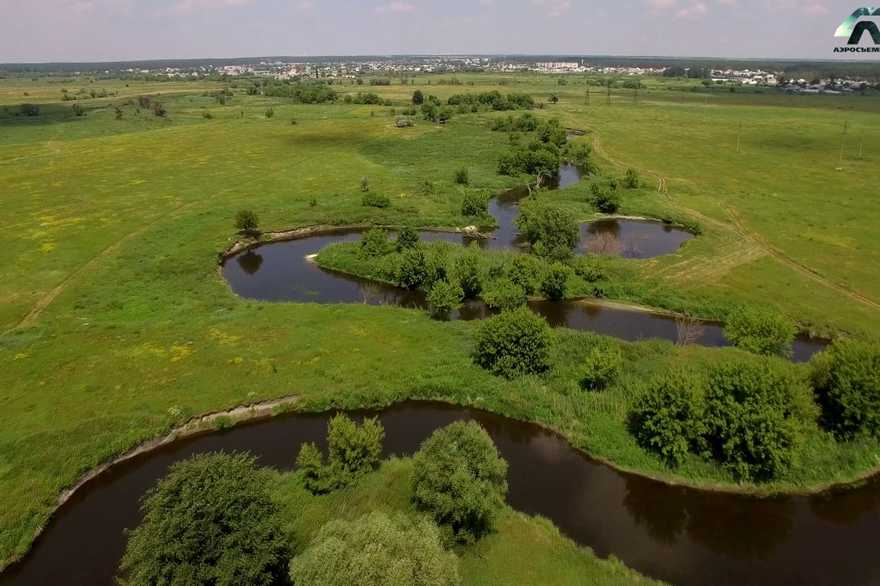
[
  {"left": 583, "top": 219, "right": 694, "bottom": 259},
  {"left": 4, "top": 402, "right": 878, "bottom": 586}
]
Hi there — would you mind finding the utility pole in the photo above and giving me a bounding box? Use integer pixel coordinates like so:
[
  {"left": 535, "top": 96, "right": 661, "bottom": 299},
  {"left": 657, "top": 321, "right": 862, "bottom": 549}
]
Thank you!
[
  {"left": 585, "top": 86, "right": 590, "bottom": 105},
  {"left": 606, "top": 81, "right": 611, "bottom": 105},
  {"left": 858, "top": 129, "right": 865, "bottom": 159},
  {"left": 840, "top": 121, "right": 848, "bottom": 163},
  {"left": 736, "top": 122, "right": 742, "bottom": 154}
]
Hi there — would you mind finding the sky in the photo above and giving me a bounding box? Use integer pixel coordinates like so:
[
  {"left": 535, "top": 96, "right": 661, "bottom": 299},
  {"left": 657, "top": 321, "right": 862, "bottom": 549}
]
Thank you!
[{"left": 0, "top": 0, "right": 875, "bottom": 62}]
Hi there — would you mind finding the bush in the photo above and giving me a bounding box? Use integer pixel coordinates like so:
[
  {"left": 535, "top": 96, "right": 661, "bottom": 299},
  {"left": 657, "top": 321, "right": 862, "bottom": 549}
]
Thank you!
[
  {"left": 360, "top": 176, "right": 370, "bottom": 192},
  {"left": 71, "top": 103, "right": 86, "bottom": 117},
  {"left": 703, "top": 360, "right": 815, "bottom": 481},
  {"left": 540, "top": 263, "right": 569, "bottom": 301},
  {"left": 290, "top": 512, "right": 458, "bottom": 586},
  {"left": 412, "top": 421, "right": 508, "bottom": 543},
  {"left": 474, "top": 307, "right": 552, "bottom": 378},
  {"left": 623, "top": 168, "right": 640, "bottom": 188},
  {"left": 461, "top": 191, "right": 488, "bottom": 217},
  {"left": 360, "top": 228, "right": 392, "bottom": 258},
  {"left": 396, "top": 247, "right": 428, "bottom": 289},
  {"left": 412, "top": 89, "right": 425, "bottom": 105},
  {"left": 515, "top": 200, "right": 579, "bottom": 257},
  {"left": 152, "top": 102, "right": 166, "bottom": 117},
  {"left": 811, "top": 339, "right": 880, "bottom": 439},
  {"left": 724, "top": 306, "right": 797, "bottom": 357},
  {"left": 395, "top": 226, "right": 420, "bottom": 250},
  {"left": 454, "top": 168, "right": 469, "bottom": 185},
  {"left": 507, "top": 254, "right": 541, "bottom": 295},
  {"left": 296, "top": 414, "right": 385, "bottom": 494},
  {"left": 20, "top": 103, "right": 40, "bottom": 116},
  {"left": 629, "top": 370, "right": 705, "bottom": 467},
  {"left": 362, "top": 191, "right": 391, "bottom": 208},
  {"left": 482, "top": 278, "right": 526, "bottom": 311},
  {"left": 264, "top": 107, "right": 274, "bottom": 119},
  {"left": 234, "top": 209, "right": 259, "bottom": 234},
  {"left": 590, "top": 183, "right": 621, "bottom": 214},
  {"left": 118, "top": 453, "right": 287, "bottom": 586},
  {"left": 450, "top": 247, "right": 482, "bottom": 298},
  {"left": 427, "top": 280, "right": 464, "bottom": 318},
  {"left": 579, "top": 344, "right": 623, "bottom": 390}
]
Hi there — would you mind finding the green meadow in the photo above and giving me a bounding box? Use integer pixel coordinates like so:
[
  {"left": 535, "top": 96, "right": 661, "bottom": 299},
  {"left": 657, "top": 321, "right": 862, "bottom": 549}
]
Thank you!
[{"left": 1, "top": 73, "right": 879, "bottom": 572}]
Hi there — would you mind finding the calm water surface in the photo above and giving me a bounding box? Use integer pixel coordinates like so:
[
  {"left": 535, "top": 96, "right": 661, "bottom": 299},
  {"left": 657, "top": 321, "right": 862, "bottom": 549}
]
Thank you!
[{"left": 3, "top": 402, "right": 878, "bottom": 586}]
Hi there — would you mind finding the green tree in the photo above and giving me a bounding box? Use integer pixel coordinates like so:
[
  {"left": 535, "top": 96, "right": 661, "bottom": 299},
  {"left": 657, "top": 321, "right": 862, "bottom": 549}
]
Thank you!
[
  {"left": 427, "top": 280, "right": 464, "bottom": 318},
  {"left": 629, "top": 370, "right": 705, "bottom": 467},
  {"left": 515, "top": 200, "right": 580, "bottom": 258},
  {"left": 724, "top": 306, "right": 797, "bottom": 357},
  {"left": 454, "top": 168, "right": 469, "bottom": 185},
  {"left": 811, "top": 339, "right": 880, "bottom": 439},
  {"left": 296, "top": 414, "right": 385, "bottom": 494},
  {"left": 461, "top": 191, "right": 487, "bottom": 217},
  {"left": 540, "top": 263, "right": 569, "bottom": 301},
  {"left": 118, "top": 453, "right": 287, "bottom": 586},
  {"left": 396, "top": 247, "right": 429, "bottom": 289},
  {"left": 396, "top": 226, "right": 420, "bottom": 251},
  {"left": 508, "top": 255, "right": 540, "bottom": 295},
  {"left": 362, "top": 191, "right": 391, "bottom": 208},
  {"left": 360, "top": 228, "right": 392, "bottom": 257},
  {"left": 264, "top": 107, "right": 274, "bottom": 119},
  {"left": 623, "top": 168, "right": 640, "bottom": 188},
  {"left": 482, "top": 278, "right": 527, "bottom": 311},
  {"left": 703, "top": 359, "right": 816, "bottom": 481},
  {"left": 450, "top": 246, "right": 483, "bottom": 298},
  {"left": 234, "top": 209, "right": 259, "bottom": 234},
  {"left": 590, "top": 183, "right": 621, "bottom": 214},
  {"left": 579, "top": 344, "right": 623, "bottom": 390},
  {"left": 412, "top": 89, "right": 425, "bottom": 105},
  {"left": 412, "top": 421, "right": 508, "bottom": 543},
  {"left": 474, "top": 307, "right": 552, "bottom": 378},
  {"left": 290, "top": 512, "right": 459, "bottom": 586}
]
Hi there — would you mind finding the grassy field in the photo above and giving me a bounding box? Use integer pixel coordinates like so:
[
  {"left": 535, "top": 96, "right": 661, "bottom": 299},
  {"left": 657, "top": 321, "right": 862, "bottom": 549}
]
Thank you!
[
  {"left": 273, "top": 457, "right": 660, "bottom": 585},
  {"left": 1, "top": 74, "right": 880, "bottom": 571}
]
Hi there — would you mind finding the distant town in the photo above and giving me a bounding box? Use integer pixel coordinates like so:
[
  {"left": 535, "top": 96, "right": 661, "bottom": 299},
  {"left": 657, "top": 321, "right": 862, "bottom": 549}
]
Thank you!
[{"left": 9, "top": 55, "right": 875, "bottom": 94}]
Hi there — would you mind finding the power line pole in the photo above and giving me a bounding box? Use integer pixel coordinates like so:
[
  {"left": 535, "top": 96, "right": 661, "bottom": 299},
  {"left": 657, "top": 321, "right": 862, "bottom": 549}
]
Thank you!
[{"left": 736, "top": 122, "right": 742, "bottom": 154}]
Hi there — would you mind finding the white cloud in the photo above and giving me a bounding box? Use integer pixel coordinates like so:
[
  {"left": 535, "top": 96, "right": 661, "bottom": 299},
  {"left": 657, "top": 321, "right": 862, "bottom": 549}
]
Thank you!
[
  {"left": 171, "top": 0, "right": 254, "bottom": 15},
  {"left": 804, "top": 2, "right": 828, "bottom": 16},
  {"left": 646, "top": 0, "right": 676, "bottom": 13}
]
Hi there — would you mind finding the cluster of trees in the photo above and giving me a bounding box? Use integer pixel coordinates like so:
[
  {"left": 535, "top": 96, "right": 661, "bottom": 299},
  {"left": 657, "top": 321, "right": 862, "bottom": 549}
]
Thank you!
[
  {"left": 497, "top": 118, "right": 569, "bottom": 181},
  {"left": 515, "top": 199, "right": 580, "bottom": 260},
  {"left": 343, "top": 92, "right": 392, "bottom": 106},
  {"left": 257, "top": 81, "right": 338, "bottom": 103},
  {"left": 296, "top": 414, "right": 385, "bottom": 494},
  {"left": 447, "top": 90, "right": 535, "bottom": 111},
  {"left": 119, "top": 415, "right": 511, "bottom": 586},
  {"left": 629, "top": 338, "right": 880, "bottom": 481},
  {"left": 489, "top": 112, "right": 540, "bottom": 132}
]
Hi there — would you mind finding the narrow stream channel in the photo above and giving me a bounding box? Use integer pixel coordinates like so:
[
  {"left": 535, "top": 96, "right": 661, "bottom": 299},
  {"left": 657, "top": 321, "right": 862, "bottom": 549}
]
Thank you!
[
  {"left": 3, "top": 402, "right": 878, "bottom": 586},
  {"left": 220, "top": 167, "right": 825, "bottom": 362}
]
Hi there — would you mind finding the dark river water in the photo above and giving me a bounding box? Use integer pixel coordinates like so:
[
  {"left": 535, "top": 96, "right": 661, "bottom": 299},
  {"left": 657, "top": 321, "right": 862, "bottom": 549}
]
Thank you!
[
  {"left": 220, "top": 170, "right": 823, "bottom": 362},
  {"left": 3, "top": 402, "right": 879, "bottom": 586}
]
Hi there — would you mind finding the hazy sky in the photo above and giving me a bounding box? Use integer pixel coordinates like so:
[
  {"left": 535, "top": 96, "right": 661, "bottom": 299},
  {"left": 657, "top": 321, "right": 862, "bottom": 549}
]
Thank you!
[{"left": 0, "top": 0, "right": 875, "bottom": 62}]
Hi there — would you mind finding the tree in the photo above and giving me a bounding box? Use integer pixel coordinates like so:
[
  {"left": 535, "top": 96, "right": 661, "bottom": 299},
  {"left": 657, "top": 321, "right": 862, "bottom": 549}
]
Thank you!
[
  {"left": 482, "top": 278, "right": 526, "bottom": 311},
  {"left": 579, "top": 344, "right": 623, "bottom": 390},
  {"left": 629, "top": 370, "right": 705, "bottom": 467},
  {"left": 19, "top": 103, "right": 40, "bottom": 116},
  {"left": 71, "top": 103, "right": 86, "bottom": 117},
  {"left": 360, "top": 176, "right": 370, "bottom": 192},
  {"left": 234, "top": 209, "right": 259, "bottom": 235},
  {"left": 265, "top": 107, "right": 274, "bottom": 119},
  {"left": 362, "top": 191, "right": 391, "bottom": 208},
  {"left": 114, "top": 106, "right": 124, "bottom": 120},
  {"left": 396, "top": 247, "right": 428, "bottom": 289},
  {"left": 118, "top": 453, "right": 288, "bottom": 586},
  {"left": 590, "top": 183, "right": 621, "bottom": 214},
  {"left": 412, "top": 89, "right": 425, "bottom": 105},
  {"left": 396, "top": 226, "right": 420, "bottom": 251},
  {"left": 811, "top": 339, "right": 880, "bottom": 440},
  {"left": 454, "top": 168, "right": 469, "bottom": 185},
  {"left": 290, "top": 512, "right": 459, "bottom": 586},
  {"left": 724, "top": 306, "right": 797, "bottom": 357},
  {"left": 461, "top": 191, "right": 487, "bottom": 217},
  {"left": 427, "top": 280, "right": 464, "bottom": 318},
  {"left": 474, "top": 307, "right": 552, "bottom": 378},
  {"left": 412, "top": 421, "right": 508, "bottom": 543},
  {"left": 450, "top": 246, "right": 482, "bottom": 298},
  {"left": 360, "top": 228, "right": 392, "bottom": 258},
  {"left": 623, "top": 168, "right": 640, "bottom": 188},
  {"left": 515, "top": 200, "right": 580, "bottom": 257},
  {"left": 296, "top": 414, "right": 385, "bottom": 494},
  {"left": 703, "top": 359, "right": 816, "bottom": 481},
  {"left": 540, "top": 263, "right": 569, "bottom": 301},
  {"left": 152, "top": 101, "right": 167, "bottom": 117}
]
